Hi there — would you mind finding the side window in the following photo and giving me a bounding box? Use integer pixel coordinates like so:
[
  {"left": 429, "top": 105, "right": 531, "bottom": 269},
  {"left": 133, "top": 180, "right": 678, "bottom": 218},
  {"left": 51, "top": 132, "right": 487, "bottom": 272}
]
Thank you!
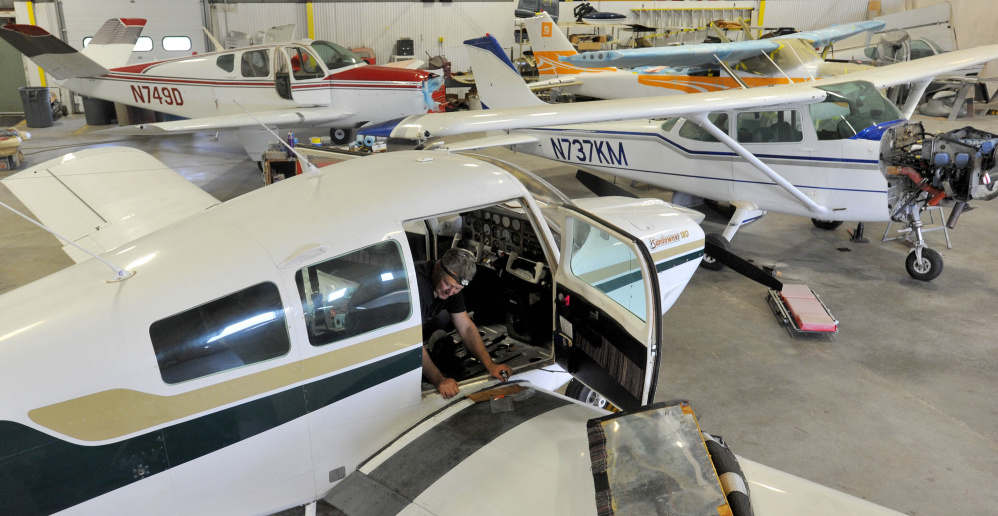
[
  {"left": 660, "top": 117, "right": 680, "bottom": 132},
  {"left": 150, "top": 282, "right": 291, "bottom": 384},
  {"left": 568, "top": 218, "right": 647, "bottom": 321},
  {"left": 295, "top": 240, "right": 412, "bottom": 346},
  {"left": 736, "top": 110, "right": 803, "bottom": 143},
  {"left": 241, "top": 49, "right": 271, "bottom": 78},
  {"left": 910, "top": 40, "right": 934, "bottom": 60},
  {"left": 677, "top": 113, "right": 728, "bottom": 142},
  {"left": 289, "top": 47, "right": 324, "bottom": 80},
  {"left": 216, "top": 54, "right": 235, "bottom": 73}
]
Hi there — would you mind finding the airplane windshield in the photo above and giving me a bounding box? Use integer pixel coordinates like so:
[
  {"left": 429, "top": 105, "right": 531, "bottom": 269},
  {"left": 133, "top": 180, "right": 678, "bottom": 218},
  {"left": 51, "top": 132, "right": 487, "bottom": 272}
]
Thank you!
[
  {"left": 810, "top": 81, "right": 902, "bottom": 140},
  {"left": 310, "top": 40, "right": 363, "bottom": 70}
]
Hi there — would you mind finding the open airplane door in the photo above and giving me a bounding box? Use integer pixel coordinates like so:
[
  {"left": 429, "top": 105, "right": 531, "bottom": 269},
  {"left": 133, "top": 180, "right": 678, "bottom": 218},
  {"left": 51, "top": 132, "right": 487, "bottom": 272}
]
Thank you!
[{"left": 552, "top": 206, "right": 661, "bottom": 413}]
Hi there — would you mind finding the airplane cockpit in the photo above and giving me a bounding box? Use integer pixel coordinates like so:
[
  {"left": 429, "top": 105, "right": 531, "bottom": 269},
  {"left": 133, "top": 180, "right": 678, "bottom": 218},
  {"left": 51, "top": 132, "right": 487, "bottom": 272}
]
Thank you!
[{"left": 809, "top": 80, "right": 903, "bottom": 140}]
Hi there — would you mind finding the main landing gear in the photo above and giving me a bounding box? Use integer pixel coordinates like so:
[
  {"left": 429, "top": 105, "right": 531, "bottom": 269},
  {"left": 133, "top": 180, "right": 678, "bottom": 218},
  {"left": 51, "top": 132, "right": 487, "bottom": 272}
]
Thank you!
[{"left": 700, "top": 201, "right": 764, "bottom": 271}]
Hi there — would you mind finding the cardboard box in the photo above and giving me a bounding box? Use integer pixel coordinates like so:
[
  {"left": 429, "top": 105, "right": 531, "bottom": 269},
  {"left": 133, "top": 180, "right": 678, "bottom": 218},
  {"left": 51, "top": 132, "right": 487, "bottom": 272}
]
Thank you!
[{"left": 577, "top": 41, "right": 602, "bottom": 51}]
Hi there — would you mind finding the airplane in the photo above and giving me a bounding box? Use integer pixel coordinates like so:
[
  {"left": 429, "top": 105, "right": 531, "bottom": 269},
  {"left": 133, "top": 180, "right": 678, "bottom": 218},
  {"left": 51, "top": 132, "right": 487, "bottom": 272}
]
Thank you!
[
  {"left": 523, "top": 12, "right": 881, "bottom": 98},
  {"left": 364, "top": 35, "right": 998, "bottom": 281},
  {"left": 0, "top": 142, "right": 914, "bottom": 514},
  {"left": 0, "top": 18, "right": 445, "bottom": 159}
]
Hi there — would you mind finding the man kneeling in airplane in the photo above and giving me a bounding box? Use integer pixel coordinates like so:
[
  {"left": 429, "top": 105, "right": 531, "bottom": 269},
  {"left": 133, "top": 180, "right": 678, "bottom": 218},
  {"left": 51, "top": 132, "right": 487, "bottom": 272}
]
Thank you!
[{"left": 417, "top": 248, "right": 513, "bottom": 398}]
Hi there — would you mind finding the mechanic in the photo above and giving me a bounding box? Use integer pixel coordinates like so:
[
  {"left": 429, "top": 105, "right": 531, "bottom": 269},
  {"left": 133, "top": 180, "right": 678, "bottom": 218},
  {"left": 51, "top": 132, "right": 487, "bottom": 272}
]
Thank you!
[{"left": 416, "top": 248, "right": 513, "bottom": 398}]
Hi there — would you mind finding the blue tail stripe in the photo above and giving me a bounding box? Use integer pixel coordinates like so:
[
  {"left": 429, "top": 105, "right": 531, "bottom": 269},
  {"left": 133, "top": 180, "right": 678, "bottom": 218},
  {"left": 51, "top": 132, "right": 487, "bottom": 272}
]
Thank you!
[{"left": 463, "top": 35, "right": 518, "bottom": 73}]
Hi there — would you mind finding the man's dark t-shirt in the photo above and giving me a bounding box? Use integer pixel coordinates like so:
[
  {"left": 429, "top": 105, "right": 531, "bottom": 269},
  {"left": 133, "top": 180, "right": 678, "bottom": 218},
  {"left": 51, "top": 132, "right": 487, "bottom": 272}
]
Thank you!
[{"left": 415, "top": 261, "right": 466, "bottom": 341}]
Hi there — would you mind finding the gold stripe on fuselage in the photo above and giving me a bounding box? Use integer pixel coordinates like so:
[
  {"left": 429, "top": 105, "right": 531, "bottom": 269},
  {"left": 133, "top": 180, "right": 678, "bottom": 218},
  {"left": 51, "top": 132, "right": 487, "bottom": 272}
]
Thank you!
[{"left": 28, "top": 325, "right": 421, "bottom": 442}]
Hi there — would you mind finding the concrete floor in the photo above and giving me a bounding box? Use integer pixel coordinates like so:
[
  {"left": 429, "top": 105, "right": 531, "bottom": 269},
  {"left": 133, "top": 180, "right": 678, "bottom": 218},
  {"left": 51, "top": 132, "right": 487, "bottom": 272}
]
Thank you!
[{"left": 2, "top": 113, "right": 997, "bottom": 516}]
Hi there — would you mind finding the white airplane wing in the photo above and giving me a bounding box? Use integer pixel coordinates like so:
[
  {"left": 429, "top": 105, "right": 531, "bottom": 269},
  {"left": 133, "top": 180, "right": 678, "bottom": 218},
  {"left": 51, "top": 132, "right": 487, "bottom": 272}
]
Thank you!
[
  {"left": 774, "top": 20, "right": 886, "bottom": 48},
  {"left": 103, "top": 106, "right": 353, "bottom": 135},
  {"left": 559, "top": 39, "right": 782, "bottom": 69},
  {"left": 818, "top": 43, "right": 998, "bottom": 89},
  {"left": 323, "top": 385, "right": 905, "bottom": 516},
  {"left": 374, "top": 42, "right": 998, "bottom": 141},
  {"left": 1, "top": 147, "right": 218, "bottom": 263}
]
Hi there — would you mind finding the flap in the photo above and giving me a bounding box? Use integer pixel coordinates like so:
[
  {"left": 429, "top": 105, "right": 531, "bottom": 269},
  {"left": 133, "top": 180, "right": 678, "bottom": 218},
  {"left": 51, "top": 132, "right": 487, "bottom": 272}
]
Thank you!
[{"left": 1, "top": 147, "right": 218, "bottom": 263}]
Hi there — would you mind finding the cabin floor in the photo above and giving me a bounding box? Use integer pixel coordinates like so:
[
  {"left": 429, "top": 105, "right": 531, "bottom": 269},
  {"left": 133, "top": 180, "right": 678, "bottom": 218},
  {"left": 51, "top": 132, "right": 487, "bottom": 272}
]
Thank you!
[{"left": 3, "top": 112, "right": 998, "bottom": 516}]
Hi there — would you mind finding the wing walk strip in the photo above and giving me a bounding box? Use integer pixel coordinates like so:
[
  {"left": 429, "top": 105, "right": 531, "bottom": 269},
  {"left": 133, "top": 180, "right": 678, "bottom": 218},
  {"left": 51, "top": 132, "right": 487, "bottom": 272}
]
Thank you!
[
  {"left": 0, "top": 345, "right": 421, "bottom": 516},
  {"left": 326, "top": 390, "right": 572, "bottom": 515}
]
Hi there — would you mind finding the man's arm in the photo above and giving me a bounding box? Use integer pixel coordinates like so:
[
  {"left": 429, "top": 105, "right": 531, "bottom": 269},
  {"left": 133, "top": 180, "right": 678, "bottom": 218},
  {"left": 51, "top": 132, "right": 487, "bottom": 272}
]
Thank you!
[
  {"left": 451, "top": 311, "right": 513, "bottom": 380},
  {"left": 423, "top": 347, "right": 459, "bottom": 398}
]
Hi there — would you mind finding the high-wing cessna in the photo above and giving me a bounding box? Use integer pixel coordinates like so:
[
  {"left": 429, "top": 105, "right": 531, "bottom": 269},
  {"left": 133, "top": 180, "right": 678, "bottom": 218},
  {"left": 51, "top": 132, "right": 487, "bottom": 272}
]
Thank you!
[
  {"left": 367, "top": 35, "right": 998, "bottom": 281},
  {"left": 524, "top": 12, "right": 881, "bottom": 98},
  {"left": 0, "top": 142, "right": 913, "bottom": 515},
  {"left": 0, "top": 18, "right": 444, "bottom": 158}
]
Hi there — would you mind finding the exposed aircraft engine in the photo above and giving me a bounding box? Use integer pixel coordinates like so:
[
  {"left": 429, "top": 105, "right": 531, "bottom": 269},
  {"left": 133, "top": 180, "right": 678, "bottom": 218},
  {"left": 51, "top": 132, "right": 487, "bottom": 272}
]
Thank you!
[{"left": 880, "top": 122, "right": 998, "bottom": 229}]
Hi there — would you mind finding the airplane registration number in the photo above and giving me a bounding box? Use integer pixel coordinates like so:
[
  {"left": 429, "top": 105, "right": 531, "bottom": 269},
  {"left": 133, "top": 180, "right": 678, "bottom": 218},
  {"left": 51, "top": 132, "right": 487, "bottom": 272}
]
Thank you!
[
  {"left": 130, "top": 85, "right": 185, "bottom": 106},
  {"left": 550, "top": 138, "right": 628, "bottom": 166}
]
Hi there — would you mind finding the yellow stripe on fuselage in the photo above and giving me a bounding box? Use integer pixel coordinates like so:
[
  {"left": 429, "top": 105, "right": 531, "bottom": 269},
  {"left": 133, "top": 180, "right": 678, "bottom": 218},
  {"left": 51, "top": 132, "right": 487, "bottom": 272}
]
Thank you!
[{"left": 28, "top": 326, "right": 420, "bottom": 442}]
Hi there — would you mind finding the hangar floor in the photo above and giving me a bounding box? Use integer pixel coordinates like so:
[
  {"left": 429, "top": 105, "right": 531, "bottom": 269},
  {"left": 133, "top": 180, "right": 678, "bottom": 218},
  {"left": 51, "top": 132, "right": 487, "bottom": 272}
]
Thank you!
[{"left": 1, "top": 113, "right": 996, "bottom": 516}]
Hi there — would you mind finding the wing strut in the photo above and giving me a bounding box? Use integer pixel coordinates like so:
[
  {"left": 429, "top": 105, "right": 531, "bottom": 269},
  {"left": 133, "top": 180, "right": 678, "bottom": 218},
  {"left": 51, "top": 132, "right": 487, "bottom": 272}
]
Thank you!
[
  {"left": 688, "top": 113, "right": 831, "bottom": 216},
  {"left": 714, "top": 55, "right": 748, "bottom": 90},
  {"left": 899, "top": 78, "right": 934, "bottom": 119}
]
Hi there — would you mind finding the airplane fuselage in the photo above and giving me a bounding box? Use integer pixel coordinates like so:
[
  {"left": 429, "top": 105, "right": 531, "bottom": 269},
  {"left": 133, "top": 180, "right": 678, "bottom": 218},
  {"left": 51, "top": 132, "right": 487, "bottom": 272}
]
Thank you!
[
  {"left": 61, "top": 43, "right": 432, "bottom": 128},
  {"left": 510, "top": 114, "right": 889, "bottom": 222}
]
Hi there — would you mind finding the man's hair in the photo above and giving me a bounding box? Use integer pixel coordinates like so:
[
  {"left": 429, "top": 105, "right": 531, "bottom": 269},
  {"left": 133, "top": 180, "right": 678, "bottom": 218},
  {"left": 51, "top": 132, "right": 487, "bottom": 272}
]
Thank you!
[{"left": 440, "top": 248, "right": 477, "bottom": 285}]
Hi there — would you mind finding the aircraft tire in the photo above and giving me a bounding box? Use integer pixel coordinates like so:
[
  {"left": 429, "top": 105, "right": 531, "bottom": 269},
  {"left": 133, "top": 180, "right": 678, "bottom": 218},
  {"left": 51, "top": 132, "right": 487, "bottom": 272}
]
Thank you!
[
  {"left": 565, "top": 379, "right": 618, "bottom": 412},
  {"left": 702, "top": 432, "right": 753, "bottom": 516},
  {"left": 330, "top": 128, "right": 353, "bottom": 145},
  {"left": 700, "top": 233, "right": 729, "bottom": 271},
  {"left": 811, "top": 218, "right": 843, "bottom": 230},
  {"left": 906, "top": 247, "right": 943, "bottom": 281}
]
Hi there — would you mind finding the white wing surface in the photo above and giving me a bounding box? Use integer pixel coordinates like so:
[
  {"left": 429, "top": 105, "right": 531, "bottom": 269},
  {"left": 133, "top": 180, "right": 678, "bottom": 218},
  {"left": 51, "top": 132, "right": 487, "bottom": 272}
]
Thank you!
[
  {"left": 103, "top": 106, "right": 353, "bottom": 135},
  {"left": 1, "top": 147, "right": 218, "bottom": 262}
]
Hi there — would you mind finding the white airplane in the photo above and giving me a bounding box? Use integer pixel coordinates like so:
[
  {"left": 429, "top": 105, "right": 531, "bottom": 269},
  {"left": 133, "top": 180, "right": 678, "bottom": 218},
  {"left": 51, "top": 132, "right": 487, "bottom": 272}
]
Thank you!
[
  {"left": 0, "top": 142, "right": 914, "bottom": 515},
  {"left": 524, "top": 12, "right": 881, "bottom": 98},
  {"left": 0, "top": 18, "right": 444, "bottom": 157},
  {"left": 365, "top": 35, "right": 998, "bottom": 281}
]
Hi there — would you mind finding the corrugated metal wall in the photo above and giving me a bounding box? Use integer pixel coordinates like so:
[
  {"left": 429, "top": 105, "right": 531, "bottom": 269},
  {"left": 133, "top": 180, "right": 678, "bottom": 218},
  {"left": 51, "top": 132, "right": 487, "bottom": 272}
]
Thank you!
[{"left": 760, "top": 0, "right": 906, "bottom": 30}]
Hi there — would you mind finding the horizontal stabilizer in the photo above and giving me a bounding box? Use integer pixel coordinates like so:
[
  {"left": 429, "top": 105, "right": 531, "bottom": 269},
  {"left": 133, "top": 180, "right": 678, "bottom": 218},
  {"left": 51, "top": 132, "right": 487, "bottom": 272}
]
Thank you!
[
  {"left": 81, "top": 18, "right": 147, "bottom": 69},
  {"left": 102, "top": 106, "right": 353, "bottom": 135},
  {"left": 1, "top": 147, "right": 218, "bottom": 263},
  {"left": 560, "top": 39, "right": 781, "bottom": 69},
  {"left": 1, "top": 23, "right": 109, "bottom": 80}
]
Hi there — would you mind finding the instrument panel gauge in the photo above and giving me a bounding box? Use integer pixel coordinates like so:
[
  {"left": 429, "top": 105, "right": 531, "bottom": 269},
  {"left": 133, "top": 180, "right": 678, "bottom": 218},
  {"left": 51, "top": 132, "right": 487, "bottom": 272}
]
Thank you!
[
  {"left": 502, "top": 216, "right": 511, "bottom": 228},
  {"left": 483, "top": 224, "right": 491, "bottom": 236},
  {"left": 473, "top": 210, "right": 481, "bottom": 218},
  {"left": 512, "top": 234, "right": 521, "bottom": 245},
  {"left": 512, "top": 219, "right": 521, "bottom": 231},
  {"left": 502, "top": 229, "right": 511, "bottom": 240}
]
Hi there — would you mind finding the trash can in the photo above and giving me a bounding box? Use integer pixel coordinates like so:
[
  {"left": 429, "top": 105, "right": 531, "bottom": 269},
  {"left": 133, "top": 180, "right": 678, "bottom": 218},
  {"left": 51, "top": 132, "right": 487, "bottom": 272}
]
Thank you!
[
  {"left": 19, "top": 86, "right": 54, "bottom": 128},
  {"left": 81, "top": 96, "right": 117, "bottom": 126}
]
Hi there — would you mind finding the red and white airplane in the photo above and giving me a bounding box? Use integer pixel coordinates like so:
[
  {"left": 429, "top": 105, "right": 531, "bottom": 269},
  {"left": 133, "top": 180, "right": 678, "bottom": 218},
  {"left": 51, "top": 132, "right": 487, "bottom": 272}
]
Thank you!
[{"left": 1, "top": 18, "right": 445, "bottom": 157}]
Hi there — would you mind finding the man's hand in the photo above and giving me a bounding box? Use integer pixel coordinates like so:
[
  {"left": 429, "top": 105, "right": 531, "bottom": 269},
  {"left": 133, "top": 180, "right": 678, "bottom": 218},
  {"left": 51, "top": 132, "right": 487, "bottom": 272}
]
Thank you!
[
  {"left": 435, "top": 377, "right": 460, "bottom": 399},
  {"left": 488, "top": 363, "right": 514, "bottom": 382}
]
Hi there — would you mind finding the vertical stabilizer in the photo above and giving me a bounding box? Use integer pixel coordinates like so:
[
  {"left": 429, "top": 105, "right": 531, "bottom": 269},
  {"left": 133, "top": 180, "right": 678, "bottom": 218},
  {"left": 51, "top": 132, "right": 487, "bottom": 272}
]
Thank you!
[
  {"left": 523, "top": 12, "right": 616, "bottom": 77},
  {"left": 464, "top": 36, "right": 545, "bottom": 109},
  {"left": 81, "top": 18, "right": 147, "bottom": 69}
]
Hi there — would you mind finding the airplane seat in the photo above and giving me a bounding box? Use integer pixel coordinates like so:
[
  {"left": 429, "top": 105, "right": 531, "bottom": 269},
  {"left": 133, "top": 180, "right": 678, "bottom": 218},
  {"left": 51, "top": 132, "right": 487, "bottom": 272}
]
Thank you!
[
  {"left": 737, "top": 129, "right": 754, "bottom": 142},
  {"left": 771, "top": 121, "right": 796, "bottom": 141},
  {"left": 344, "top": 270, "right": 411, "bottom": 337},
  {"left": 753, "top": 126, "right": 775, "bottom": 143}
]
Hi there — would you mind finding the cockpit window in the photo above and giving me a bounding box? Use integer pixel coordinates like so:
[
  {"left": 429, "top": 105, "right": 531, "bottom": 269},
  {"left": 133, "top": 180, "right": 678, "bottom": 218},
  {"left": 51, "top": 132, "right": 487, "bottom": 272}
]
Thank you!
[
  {"left": 295, "top": 240, "right": 412, "bottom": 346},
  {"left": 241, "top": 49, "right": 271, "bottom": 78},
  {"left": 310, "top": 41, "right": 363, "bottom": 70},
  {"left": 810, "top": 81, "right": 902, "bottom": 140},
  {"left": 678, "top": 112, "right": 728, "bottom": 142}
]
